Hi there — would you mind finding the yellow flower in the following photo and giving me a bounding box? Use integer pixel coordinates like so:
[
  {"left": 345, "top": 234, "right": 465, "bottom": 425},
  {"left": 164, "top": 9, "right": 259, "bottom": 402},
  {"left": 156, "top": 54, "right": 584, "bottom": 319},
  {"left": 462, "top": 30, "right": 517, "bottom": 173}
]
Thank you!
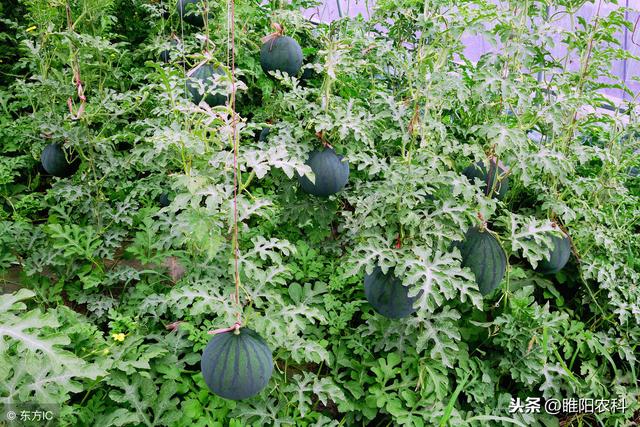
[
  {"left": 111, "top": 333, "right": 126, "bottom": 342},
  {"left": 26, "top": 26, "right": 37, "bottom": 32}
]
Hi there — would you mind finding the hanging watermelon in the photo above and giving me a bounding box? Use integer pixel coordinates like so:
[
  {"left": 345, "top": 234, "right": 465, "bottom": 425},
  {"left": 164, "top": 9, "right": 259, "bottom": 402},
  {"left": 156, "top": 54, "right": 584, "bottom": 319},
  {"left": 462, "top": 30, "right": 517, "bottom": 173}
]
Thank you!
[
  {"left": 538, "top": 234, "right": 571, "bottom": 274},
  {"left": 457, "top": 227, "right": 507, "bottom": 295},
  {"left": 160, "top": 39, "right": 179, "bottom": 63},
  {"left": 176, "top": 0, "right": 209, "bottom": 27},
  {"left": 258, "top": 127, "right": 270, "bottom": 142},
  {"left": 200, "top": 327, "right": 273, "bottom": 400},
  {"left": 298, "top": 148, "right": 349, "bottom": 197},
  {"left": 40, "top": 143, "right": 79, "bottom": 178},
  {"left": 364, "top": 267, "right": 417, "bottom": 319},
  {"left": 260, "top": 34, "right": 303, "bottom": 77},
  {"left": 186, "top": 63, "right": 227, "bottom": 107},
  {"left": 462, "top": 158, "right": 509, "bottom": 200}
]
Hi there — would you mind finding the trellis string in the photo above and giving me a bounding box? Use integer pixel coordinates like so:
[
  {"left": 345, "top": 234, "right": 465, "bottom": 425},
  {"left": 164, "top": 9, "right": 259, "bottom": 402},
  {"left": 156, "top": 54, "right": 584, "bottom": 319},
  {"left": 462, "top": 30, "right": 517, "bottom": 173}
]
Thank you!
[
  {"left": 65, "top": 0, "right": 86, "bottom": 120},
  {"left": 208, "top": 0, "right": 242, "bottom": 335},
  {"left": 229, "top": 0, "right": 241, "bottom": 324},
  {"left": 174, "top": 0, "right": 241, "bottom": 336}
]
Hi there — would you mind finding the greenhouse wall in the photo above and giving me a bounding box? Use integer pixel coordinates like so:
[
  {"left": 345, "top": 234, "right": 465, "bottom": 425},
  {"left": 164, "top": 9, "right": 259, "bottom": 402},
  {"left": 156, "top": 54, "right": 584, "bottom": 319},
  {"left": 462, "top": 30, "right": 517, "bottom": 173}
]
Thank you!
[{"left": 304, "top": 0, "right": 640, "bottom": 101}]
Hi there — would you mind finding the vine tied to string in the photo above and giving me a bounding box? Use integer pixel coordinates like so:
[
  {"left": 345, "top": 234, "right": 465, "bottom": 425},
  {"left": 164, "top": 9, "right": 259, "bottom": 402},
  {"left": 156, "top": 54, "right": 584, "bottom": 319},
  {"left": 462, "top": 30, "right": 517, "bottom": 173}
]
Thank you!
[
  {"left": 208, "top": 321, "right": 242, "bottom": 335},
  {"left": 261, "top": 22, "right": 285, "bottom": 48},
  {"left": 167, "top": 0, "right": 242, "bottom": 336},
  {"left": 228, "top": 0, "right": 241, "bottom": 325},
  {"left": 65, "top": 0, "right": 86, "bottom": 120},
  {"left": 207, "top": 0, "right": 243, "bottom": 336}
]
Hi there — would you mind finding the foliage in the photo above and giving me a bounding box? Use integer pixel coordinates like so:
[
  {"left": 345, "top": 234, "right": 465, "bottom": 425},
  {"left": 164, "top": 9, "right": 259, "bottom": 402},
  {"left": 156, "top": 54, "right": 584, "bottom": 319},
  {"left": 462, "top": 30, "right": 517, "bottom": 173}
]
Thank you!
[{"left": 0, "top": 0, "right": 639, "bottom": 425}]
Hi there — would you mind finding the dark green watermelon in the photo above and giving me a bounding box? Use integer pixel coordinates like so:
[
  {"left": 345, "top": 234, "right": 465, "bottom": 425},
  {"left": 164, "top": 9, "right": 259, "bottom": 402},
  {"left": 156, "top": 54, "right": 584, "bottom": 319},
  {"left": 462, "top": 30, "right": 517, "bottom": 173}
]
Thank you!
[
  {"left": 538, "top": 234, "right": 571, "bottom": 274},
  {"left": 528, "top": 130, "right": 543, "bottom": 144},
  {"left": 458, "top": 227, "right": 506, "bottom": 295},
  {"left": 160, "top": 39, "right": 179, "bottom": 63},
  {"left": 158, "top": 192, "right": 173, "bottom": 207},
  {"left": 298, "top": 148, "right": 349, "bottom": 197},
  {"left": 40, "top": 143, "right": 78, "bottom": 177},
  {"left": 364, "top": 267, "right": 417, "bottom": 319},
  {"left": 462, "top": 159, "right": 509, "bottom": 200},
  {"left": 201, "top": 327, "right": 273, "bottom": 400},
  {"left": 258, "top": 127, "right": 270, "bottom": 142},
  {"left": 186, "top": 64, "right": 227, "bottom": 107},
  {"left": 300, "top": 65, "right": 319, "bottom": 82},
  {"left": 260, "top": 36, "right": 303, "bottom": 77},
  {"left": 176, "top": 0, "right": 209, "bottom": 27},
  {"left": 629, "top": 149, "right": 639, "bottom": 177}
]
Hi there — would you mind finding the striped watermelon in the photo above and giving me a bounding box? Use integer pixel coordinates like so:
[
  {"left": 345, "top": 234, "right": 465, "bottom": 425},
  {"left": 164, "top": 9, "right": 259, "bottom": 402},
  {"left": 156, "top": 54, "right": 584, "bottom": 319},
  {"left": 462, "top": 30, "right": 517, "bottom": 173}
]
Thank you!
[
  {"left": 200, "top": 328, "right": 273, "bottom": 400},
  {"left": 538, "top": 234, "right": 571, "bottom": 274},
  {"left": 462, "top": 159, "right": 509, "bottom": 200},
  {"left": 364, "top": 267, "right": 417, "bottom": 319},
  {"left": 458, "top": 227, "right": 507, "bottom": 295},
  {"left": 298, "top": 148, "right": 349, "bottom": 197}
]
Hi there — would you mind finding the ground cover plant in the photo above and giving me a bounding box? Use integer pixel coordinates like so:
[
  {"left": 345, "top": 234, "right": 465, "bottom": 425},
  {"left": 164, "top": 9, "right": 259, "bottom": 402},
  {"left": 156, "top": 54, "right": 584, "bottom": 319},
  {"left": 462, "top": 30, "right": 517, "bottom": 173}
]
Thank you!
[{"left": 1, "top": 0, "right": 639, "bottom": 425}]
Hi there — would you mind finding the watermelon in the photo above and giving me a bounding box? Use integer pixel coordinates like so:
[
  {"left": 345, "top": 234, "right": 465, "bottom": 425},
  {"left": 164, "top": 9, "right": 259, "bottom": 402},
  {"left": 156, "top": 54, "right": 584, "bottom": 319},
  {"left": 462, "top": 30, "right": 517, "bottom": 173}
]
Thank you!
[
  {"left": 538, "top": 234, "right": 571, "bottom": 274},
  {"left": 260, "top": 36, "right": 303, "bottom": 77},
  {"left": 528, "top": 130, "right": 543, "bottom": 144},
  {"left": 298, "top": 148, "right": 349, "bottom": 197},
  {"left": 158, "top": 192, "right": 173, "bottom": 207},
  {"left": 462, "top": 159, "right": 509, "bottom": 200},
  {"left": 160, "top": 39, "right": 179, "bottom": 63},
  {"left": 300, "top": 64, "right": 319, "bottom": 83},
  {"left": 186, "top": 64, "right": 227, "bottom": 107},
  {"left": 300, "top": 66, "right": 314, "bottom": 80},
  {"left": 40, "top": 143, "right": 79, "bottom": 177},
  {"left": 457, "top": 227, "right": 506, "bottom": 295},
  {"left": 176, "top": 0, "right": 209, "bottom": 27},
  {"left": 258, "top": 127, "right": 270, "bottom": 142},
  {"left": 629, "top": 149, "right": 639, "bottom": 177},
  {"left": 201, "top": 327, "right": 273, "bottom": 400},
  {"left": 364, "top": 267, "right": 417, "bottom": 319}
]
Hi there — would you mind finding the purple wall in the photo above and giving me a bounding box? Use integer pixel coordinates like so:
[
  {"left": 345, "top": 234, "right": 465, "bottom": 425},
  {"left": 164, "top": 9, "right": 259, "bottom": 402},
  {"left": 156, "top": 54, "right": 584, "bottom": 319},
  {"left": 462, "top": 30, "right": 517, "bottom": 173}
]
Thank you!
[
  {"left": 303, "top": 0, "right": 639, "bottom": 101},
  {"left": 302, "top": 0, "right": 371, "bottom": 22}
]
